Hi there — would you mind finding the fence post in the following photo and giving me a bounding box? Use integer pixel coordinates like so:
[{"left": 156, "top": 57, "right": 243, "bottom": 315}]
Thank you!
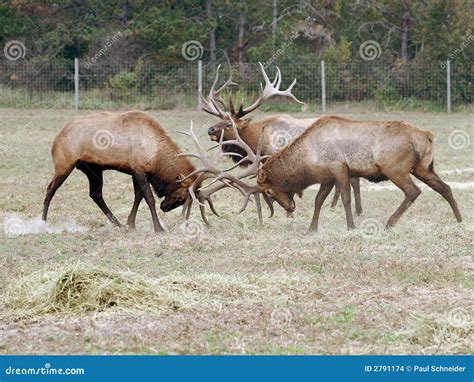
[
  {"left": 321, "top": 60, "right": 326, "bottom": 113},
  {"left": 197, "top": 60, "right": 203, "bottom": 110},
  {"left": 74, "top": 58, "right": 80, "bottom": 110},
  {"left": 446, "top": 60, "right": 451, "bottom": 113}
]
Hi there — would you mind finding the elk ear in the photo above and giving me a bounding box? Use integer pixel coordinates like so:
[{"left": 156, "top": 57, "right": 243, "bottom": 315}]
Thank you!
[{"left": 257, "top": 169, "right": 267, "bottom": 182}]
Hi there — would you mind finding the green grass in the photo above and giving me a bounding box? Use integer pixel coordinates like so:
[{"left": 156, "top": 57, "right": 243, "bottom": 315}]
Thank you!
[{"left": 0, "top": 108, "right": 472, "bottom": 355}]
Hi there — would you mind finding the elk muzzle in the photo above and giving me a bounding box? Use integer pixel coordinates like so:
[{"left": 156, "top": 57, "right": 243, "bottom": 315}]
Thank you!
[{"left": 160, "top": 196, "right": 186, "bottom": 212}]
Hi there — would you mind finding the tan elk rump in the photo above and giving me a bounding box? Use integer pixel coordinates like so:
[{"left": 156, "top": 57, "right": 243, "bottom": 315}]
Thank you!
[
  {"left": 257, "top": 116, "right": 462, "bottom": 231},
  {"left": 42, "top": 111, "right": 198, "bottom": 232}
]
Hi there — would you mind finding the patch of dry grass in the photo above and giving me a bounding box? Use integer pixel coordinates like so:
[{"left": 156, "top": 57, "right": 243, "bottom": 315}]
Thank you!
[{"left": 0, "top": 108, "right": 472, "bottom": 354}]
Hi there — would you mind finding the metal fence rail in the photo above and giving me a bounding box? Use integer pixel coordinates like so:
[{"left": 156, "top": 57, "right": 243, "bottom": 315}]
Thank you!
[{"left": 0, "top": 58, "right": 471, "bottom": 112}]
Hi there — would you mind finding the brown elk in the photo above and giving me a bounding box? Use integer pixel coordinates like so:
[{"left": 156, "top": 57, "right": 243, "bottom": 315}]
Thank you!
[
  {"left": 257, "top": 115, "right": 462, "bottom": 231},
  {"left": 42, "top": 111, "right": 201, "bottom": 232},
  {"left": 200, "top": 63, "right": 363, "bottom": 215}
]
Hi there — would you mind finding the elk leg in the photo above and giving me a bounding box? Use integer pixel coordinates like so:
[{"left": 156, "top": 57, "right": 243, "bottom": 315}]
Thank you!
[
  {"left": 413, "top": 167, "right": 462, "bottom": 222},
  {"left": 350, "top": 177, "right": 362, "bottom": 215},
  {"left": 334, "top": 168, "right": 355, "bottom": 229},
  {"left": 42, "top": 166, "right": 74, "bottom": 221},
  {"left": 385, "top": 175, "right": 421, "bottom": 228},
  {"left": 134, "top": 173, "right": 164, "bottom": 233},
  {"left": 308, "top": 180, "right": 335, "bottom": 232},
  {"left": 127, "top": 176, "right": 143, "bottom": 229},
  {"left": 330, "top": 184, "right": 340, "bottom": 208},
  {"left": 80, "top": 164, "right": 121, "bottom": 227}
]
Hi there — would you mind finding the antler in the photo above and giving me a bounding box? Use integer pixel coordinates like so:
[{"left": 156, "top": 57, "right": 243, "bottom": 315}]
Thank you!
[
  {"left": 233, "top": 62, "right": 305, "bottom": 118},
  {"left": 200, "top": 62, "right": 304, "bottom": 120},
  {"left": 179, "top": 118, "right": 269, "bottom": 226},
  {"left": 200, "top": 64, "right": 236, "bottom": 118}
]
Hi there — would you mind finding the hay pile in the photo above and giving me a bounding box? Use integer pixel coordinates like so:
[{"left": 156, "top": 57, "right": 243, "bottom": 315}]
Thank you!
[
  {"left": 3, "top": 268, "right": 165, "bottom": 318},
  {"left": 1, "top": 266, "right": 304, "bottom": 320},
  {"left": 405, "top": 313, "right": 473, "bottom": 353}
]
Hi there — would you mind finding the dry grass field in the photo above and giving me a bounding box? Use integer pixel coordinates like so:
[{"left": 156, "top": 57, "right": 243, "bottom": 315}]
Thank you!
[{"left": 0, "top": 107, "right": 472, "bottom": 354}]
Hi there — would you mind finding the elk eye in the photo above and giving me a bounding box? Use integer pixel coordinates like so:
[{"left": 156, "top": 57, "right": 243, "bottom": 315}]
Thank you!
[{"left": 266, "top": 189, "right": 273, "bottom": 197}]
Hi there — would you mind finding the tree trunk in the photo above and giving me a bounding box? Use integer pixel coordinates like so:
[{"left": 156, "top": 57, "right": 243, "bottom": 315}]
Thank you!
[
  {"left": 237, "top": 11, "right": 246, "bottom": 66},
  {"left": 120, "top": 0, "right": 130, "bottom": 30},
  {"left": 206, "top": 0, "right": 216, "bottom": 64},
  {"left": 401, "top": 11, "right": 412, "bottom": 61},
  {"left": 272, "top": 0, "right": 277, "bottom": 49}
]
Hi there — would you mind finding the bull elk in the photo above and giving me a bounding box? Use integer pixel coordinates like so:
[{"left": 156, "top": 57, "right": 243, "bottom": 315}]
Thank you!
[
  {"left": 42, "top": 111, "right": 204, "bottom": 232},
  {"left": 257, "top": 116, "right": 462, "bottom": 231},
  {"left": 200, "top": 63, "right": 363, "bottom": 215}
]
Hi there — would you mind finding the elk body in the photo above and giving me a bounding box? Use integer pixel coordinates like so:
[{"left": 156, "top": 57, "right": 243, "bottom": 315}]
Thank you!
[
  {"left": 257, "top": 116, "right": 462, "bottom": 231},
  {"left": 200, "top": 63, "right": 363, "bottom": 215},
  {"left": 42, "top": 111, "right": 197, "bottom": 232}
]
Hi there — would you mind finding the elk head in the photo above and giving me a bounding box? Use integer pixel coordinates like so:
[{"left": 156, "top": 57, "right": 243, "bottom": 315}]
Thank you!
[
  {"left": 160, "top": 176, "right": 195, "bottom": 212},
  {"left": 201, "top": 62, "right": 304, "bottom": 142},
  {"left": 257, "top": 169, "right": 296, "bottom": 214},
  {"left": 178, "top": 119, "right": 269, "bottom": 226}
]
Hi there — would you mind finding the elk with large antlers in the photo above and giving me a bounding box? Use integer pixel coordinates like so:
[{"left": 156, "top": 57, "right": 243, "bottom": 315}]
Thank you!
[
  {"left": 42, "top": 111, "right": 202, "bottom": 232},
  {"left": 257, "top": 116, "right": 463, "bottom": 231},
  {"left": 200, "top": 63, "right": 363, "bottom": 215}
]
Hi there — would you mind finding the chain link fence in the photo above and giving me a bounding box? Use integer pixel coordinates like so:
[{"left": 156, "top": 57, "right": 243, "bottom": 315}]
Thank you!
[{"left": 0, "top": 58, "right": 471, "bottom": 111}]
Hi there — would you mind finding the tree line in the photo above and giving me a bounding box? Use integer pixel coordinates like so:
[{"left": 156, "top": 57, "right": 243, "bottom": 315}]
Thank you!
[{"left": 1, "top": 0, "right": 472, "bottom": 66}]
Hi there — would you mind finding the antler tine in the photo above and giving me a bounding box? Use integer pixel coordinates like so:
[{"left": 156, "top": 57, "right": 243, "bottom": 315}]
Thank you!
[
  {"left": 181, "top": 196, "right": 193, "bottom": 220},
  {"left": 209, "top": 64, "right": 222, "bottom": 95},
  {"left": 200, "top": 65, "right": 224, "bottom": 118},
  {"left": 262, "top": 193, "right": 275, "bottom": 218},
  {"left": 213, "top": 66, "right": 237, "bottom": 97},
  {"left": 199, "top": 91, "right": 224, "bottom": 118},
  {"left": 274, "top": 66, "right": 282, "bottom": 88},
  {"left": 199, "top": 64, "right": 236, "bottom": 119}
]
